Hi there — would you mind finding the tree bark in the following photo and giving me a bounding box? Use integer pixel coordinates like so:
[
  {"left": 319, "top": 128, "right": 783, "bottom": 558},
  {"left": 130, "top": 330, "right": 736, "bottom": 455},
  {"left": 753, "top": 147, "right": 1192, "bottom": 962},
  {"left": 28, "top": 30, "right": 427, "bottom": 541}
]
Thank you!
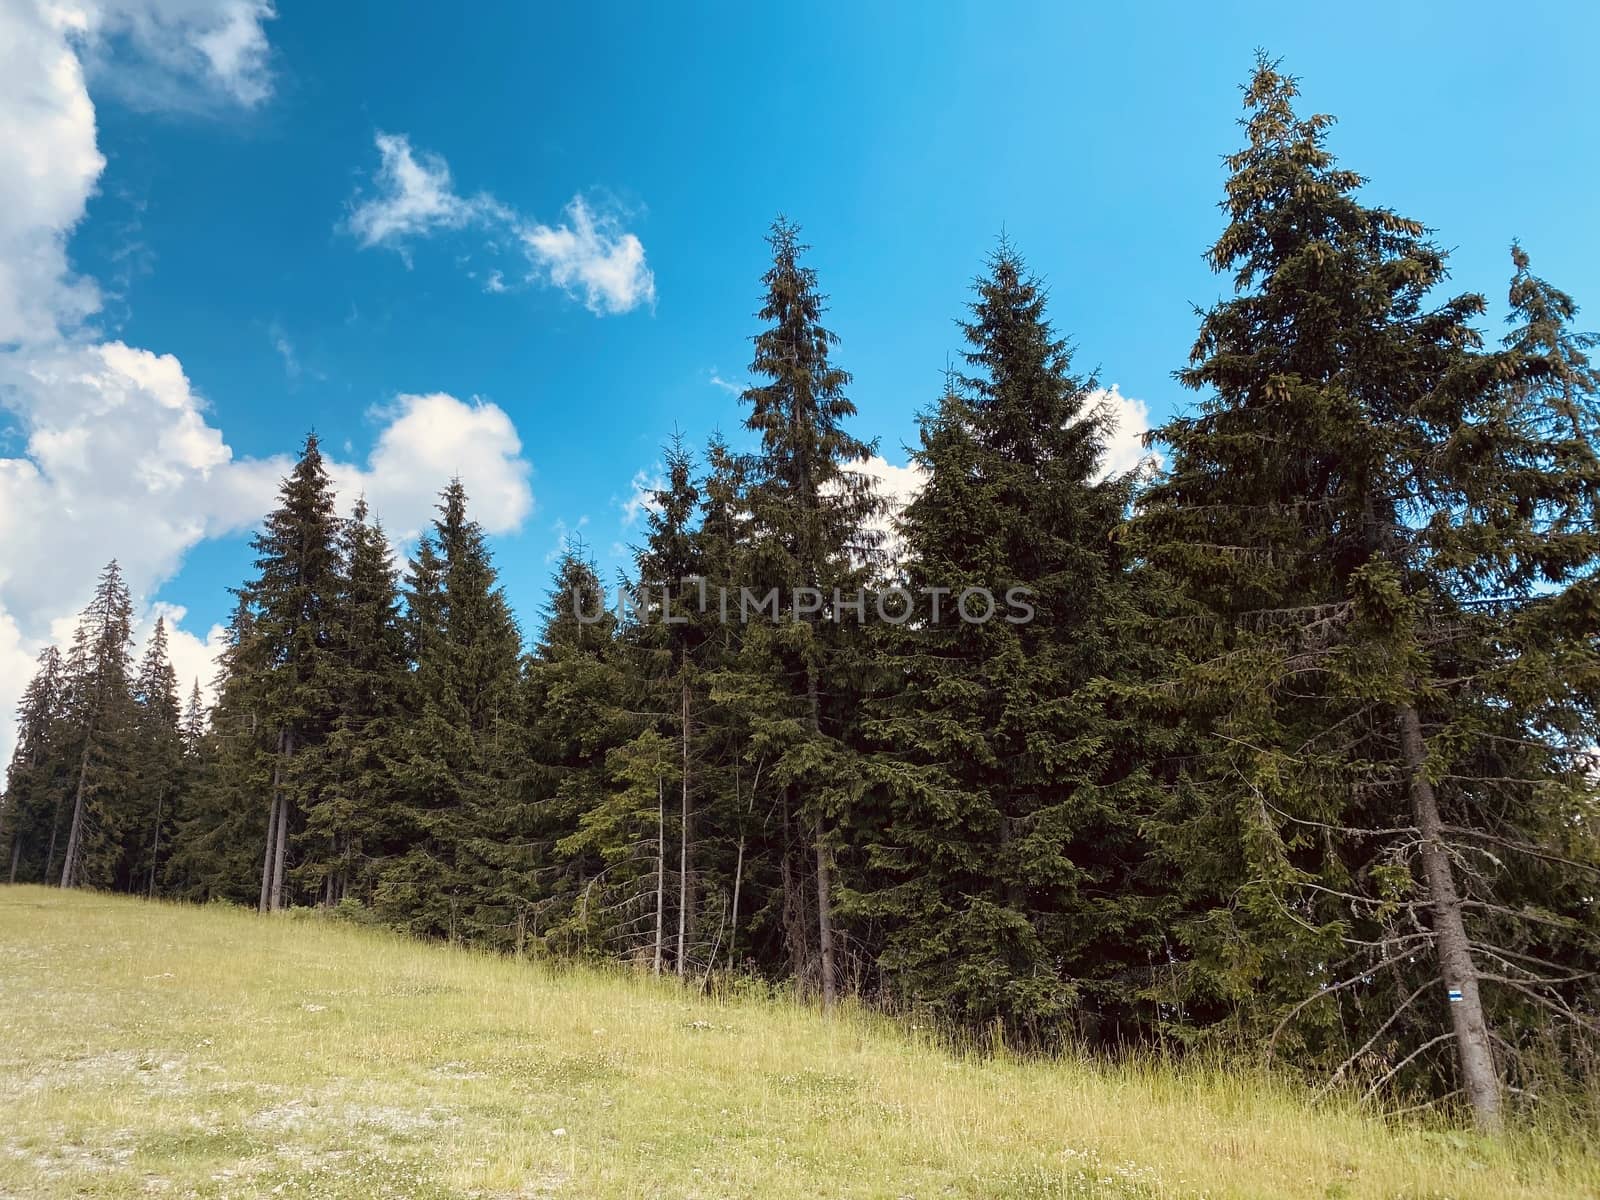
[
  {"left": 258, "top": 733, "right": 284, "bottom": 914},
  {"left": 59, "top": 722, "right": 96, "bottom": 889},
  {"left": 816, "top": 834, "right": 837, "bottom": 1008},
  {"left": 805, "top": 663, "right": 837, "bottom": 1008},
  {"left": 729, "top": 833, "right": 745, "bottom": 972},
  {"left": 653, "top": 776, "right": 665, "bottom": 976},
  {"left": 676, "top": 676, "right": 693, "bottom": 977},
  {"left": 1397, "top": 701, "right": 1503, "bottom": 1132},
  {"left": 269, "top": 730, "right": 294, "bottom": 911},
  {"left": 147, "top": 790, "right": 164, "bottom": 899}
]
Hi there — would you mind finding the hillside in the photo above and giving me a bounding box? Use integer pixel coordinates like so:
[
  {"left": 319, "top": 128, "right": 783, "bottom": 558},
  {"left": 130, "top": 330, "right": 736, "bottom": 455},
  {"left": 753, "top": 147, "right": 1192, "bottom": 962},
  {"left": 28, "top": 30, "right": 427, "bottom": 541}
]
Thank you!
[{"left": 0, "top": 888, "right": 1594, "bottom": 1199}]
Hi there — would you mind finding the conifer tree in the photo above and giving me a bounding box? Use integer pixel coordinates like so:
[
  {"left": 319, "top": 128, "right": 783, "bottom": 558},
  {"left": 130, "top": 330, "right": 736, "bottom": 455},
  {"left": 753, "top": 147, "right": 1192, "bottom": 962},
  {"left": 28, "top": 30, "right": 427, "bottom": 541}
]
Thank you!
[
  {"left": 851, "top": 243, "right": 1168, "bottom": 1042},
  {"left": 299, "top": 499, "right": 410, "bottom": 905},
  {"left": 246, "top": 434, "right": 342, "bottom": 911},
  {"left": 1132, "top": 57, "right": 1600, "bottom": 1128},
  {"left": 1, "top": 647, "right": 69, "bottom": 883},
  {"left": 517, "top": 552, "right": 628, "bottom": 955},
  {"left": 380, "top": 481, "right": 521, "bottom": 940},
  {"left": 129, "top": 617, "right": 183, "bottom": 897},
  {"left": 736, "top": 217, "right": 882, "bottom": 1004},
  {"left": 165, "top": 597, "right": 272, "bottom": 903},
  {"left": 58, "top": 561, "right": 136, "bottom": 889},
  {"left": 181, "top": 682, "right": 207, "bottom": 754}
]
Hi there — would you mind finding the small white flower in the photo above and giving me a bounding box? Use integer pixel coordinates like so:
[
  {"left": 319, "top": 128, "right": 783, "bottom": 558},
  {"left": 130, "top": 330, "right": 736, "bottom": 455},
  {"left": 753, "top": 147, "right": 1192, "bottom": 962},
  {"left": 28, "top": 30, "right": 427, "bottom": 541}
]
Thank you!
[{"left": 551, "top": 1128, "right": 567, "bottom": 1138}]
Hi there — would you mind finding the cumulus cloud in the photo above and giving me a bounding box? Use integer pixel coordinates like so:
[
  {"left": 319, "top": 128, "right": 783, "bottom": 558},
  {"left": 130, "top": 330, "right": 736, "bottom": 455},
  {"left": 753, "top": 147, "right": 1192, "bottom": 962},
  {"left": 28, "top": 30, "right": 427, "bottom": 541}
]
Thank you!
[
  {"left": 336, "top": 392, "right": 534, "bottom": 541},
  {"left": 0, "top": 2, "right": 534, "bottom": 766},
  {"left": 522, "top": 197, "right": 655, "bottom": 315},
  {"left": 343, "top": 132, "right": 654, "bottom": 315},
  {"left": 841, "top": 455, "right": 927, "bottom": 566},
  {"left": 1089, "top": 385, "right": 1162, "bottom": 481}
]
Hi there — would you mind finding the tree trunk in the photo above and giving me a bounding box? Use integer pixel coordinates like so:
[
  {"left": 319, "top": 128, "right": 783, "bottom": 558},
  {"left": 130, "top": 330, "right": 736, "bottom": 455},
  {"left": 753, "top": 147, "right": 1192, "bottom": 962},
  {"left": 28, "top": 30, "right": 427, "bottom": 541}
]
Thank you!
[
  {"left": 676, "top": 676, "right": 693, "bottom": 977},
  {"left": 147, "top": 790, "right": 164, "bottom": 899},
  {"left": 8, "top": 836, "right": 21, "bottom": 884},
  {"left": 258, "top": 794, "right": 278, "bottom": 913},
  {"left": 780, "top": 789, "right": 812, "bottom": 986},
  {"left": 804, "top": 664, "right": 836, "bottom": 1008},
  {"left": 259, "top": 734, "right": 283, "bottom": 914},
  {"left": 816, "top": 834, "right": 837, "bottom": 1009},
  {"left": 729, "top": 833, "right": 746, "bottom": 971},
  {"left": 269, "top": 731, "right": 295, "bottom": 911},
  {"left": 653, "top": 776, "right": 665, "bottom": 976},
  {"left": 1397, "top": 701, "right": 1503, "bottom": 1132},
  {"left": 60, "top": 723, "right": 96, "bottom": 889},
  {"left": 44, "top": 789, "right": 66, "bottom": 883}
]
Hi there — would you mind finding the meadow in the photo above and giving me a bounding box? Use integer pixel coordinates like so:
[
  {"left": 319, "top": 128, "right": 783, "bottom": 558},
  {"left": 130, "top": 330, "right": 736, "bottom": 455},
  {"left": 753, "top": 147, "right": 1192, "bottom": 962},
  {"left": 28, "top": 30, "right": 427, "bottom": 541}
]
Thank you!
[{"left": 1, "top": 887, "right": 1594, "bottom": 1199}]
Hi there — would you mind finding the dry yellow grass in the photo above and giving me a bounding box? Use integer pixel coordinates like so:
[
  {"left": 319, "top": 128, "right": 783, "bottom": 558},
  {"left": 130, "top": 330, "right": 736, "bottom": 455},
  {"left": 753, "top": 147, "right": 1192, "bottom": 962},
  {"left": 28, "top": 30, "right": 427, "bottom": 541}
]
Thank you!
[{"left": 1, "top": 886, "right": 1594, "bottom": 1198}]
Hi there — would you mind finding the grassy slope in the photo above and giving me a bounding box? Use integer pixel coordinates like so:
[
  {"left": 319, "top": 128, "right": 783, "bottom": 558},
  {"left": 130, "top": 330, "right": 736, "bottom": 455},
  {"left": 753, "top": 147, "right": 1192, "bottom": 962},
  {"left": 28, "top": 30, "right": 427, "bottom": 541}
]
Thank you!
[{"left": 0, "top": 888, "right": 1594, "bottom": 1200}]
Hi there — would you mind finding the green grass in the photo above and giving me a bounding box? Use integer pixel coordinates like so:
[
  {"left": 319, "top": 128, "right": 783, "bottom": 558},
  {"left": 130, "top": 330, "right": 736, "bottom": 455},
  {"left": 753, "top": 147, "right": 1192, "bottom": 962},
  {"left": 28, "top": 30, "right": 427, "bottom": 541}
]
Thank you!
[{"left": 1, "top": 888, "right": 1594, "bottom": 1198}]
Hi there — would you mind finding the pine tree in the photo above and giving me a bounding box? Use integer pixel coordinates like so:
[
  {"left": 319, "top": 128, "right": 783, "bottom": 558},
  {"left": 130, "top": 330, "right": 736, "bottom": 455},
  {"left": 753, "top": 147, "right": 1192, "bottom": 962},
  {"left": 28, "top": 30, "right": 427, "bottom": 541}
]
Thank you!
[
  {"left": 246, "top": 434, "right": 342, "bottom": 911},
  {"left": 851, "top": 242, "right": 1169, "bottom": 1043},
  {"left": 380, "top": 481, "right": 521, "bottom": 941},
  {"left": 736, "top": 217, "right": 883, "bottom": 1004},
  {"left": 58, "top": 561, "right": 136, "bottom": 890},
  {"left": 299, "top": 499, "right": 410, "bottom": 906},
  {"left": 165, "top": 597, "right": 272, "bottom": 903},
  {"left": 1, "top": 647, "right": 69, "bottom": 883},
  {"left": 1131, "top": 57, "right": 1600, "bottom": 1128},
  {"left": 129, "top": 618, "right": 183, "bottom": 897},
  {"left": 518, "top": 552, "right": 628, "bottom": 955}
]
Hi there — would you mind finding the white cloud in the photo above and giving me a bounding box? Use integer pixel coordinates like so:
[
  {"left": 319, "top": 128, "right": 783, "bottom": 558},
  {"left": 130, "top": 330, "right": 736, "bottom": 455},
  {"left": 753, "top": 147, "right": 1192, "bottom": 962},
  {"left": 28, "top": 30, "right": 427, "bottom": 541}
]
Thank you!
[
  {"left": 141, "top": 602, "right": 227, "bottom": 703},
  {"left": 706, "top": 368, "right": 744, "bottom": 396},
  {"left": 1089, "top": 385, "right": 1162, "bottom": 481},
  {"left": 0, "top": 2, "right": 107, "bottom": 345},
  {"left": 334, "top": 392, "right": 534, "bottom": 542},
  {"left": 843, "top": 455, "right": 927, "bottom": 566},
  {"left": 345, "top": 132, "right": 500, "bottom": 252},
  {"left": 343, "top": 133, "right": 654, "bottom": 315},
  {"left": 78, "top": 0, "right": 278, "bottom": 110},
  {"left": 0, "top": 2, "right": 530, "bottom": 766},
  {"left": 521, "top": 197, "right": 655, "bottom": 316},
  {"left": 619, "top": 464, "right": 664, "bottom": 528}
]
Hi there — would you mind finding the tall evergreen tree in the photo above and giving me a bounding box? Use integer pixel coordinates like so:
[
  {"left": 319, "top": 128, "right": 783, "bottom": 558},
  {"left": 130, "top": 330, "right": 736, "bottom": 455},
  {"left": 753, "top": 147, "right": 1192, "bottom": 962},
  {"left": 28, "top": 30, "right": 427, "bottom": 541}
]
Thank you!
[
  {"left": 380, "top": 481, "right": 521, "bottom": 940},
  {"left": 851, "top": 243, "right": 1170, "bottom": 1043},
  {"left": 58, "top": 561, "right": 136, "bottom": 890},
  {"left": 165, "top": 597, "right": 272, "bottom": 903},
  {"left": 246, "top": 434, "right": 342, "bottom": 912},
  {"left": 1, "top": 647, "right": 69, "bottom": 883},
  {"left": 299, "top": 499, "right": 410, "bottom": 906},
  {"left": 517, "top": 552, "right": 628, "bottom": 955},
  {"left": 1131, "top": 58, "right": 1600, "bottom": 1128},
  {"left": 129, "top": 618, "right": 183, "bottom": 897},
  {"left": 736, "top": 217, "right": 882, "bottom": 1004}
]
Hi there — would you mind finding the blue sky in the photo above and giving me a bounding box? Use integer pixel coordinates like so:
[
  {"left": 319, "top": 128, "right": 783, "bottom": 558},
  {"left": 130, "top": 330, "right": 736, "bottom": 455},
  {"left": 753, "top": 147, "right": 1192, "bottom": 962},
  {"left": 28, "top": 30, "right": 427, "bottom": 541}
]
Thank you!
[{"left": 1, "top": 1, "right": 1596, "bottom": 756}]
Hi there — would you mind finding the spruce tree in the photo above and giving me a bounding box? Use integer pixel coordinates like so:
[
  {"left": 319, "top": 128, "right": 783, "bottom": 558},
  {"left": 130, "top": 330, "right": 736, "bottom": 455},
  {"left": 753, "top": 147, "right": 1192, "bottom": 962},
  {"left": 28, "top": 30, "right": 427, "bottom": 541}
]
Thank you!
[
  {"left": 380, "top": 481, "right": 521, "bottom": 940},
  {"left": 736, "top": 217, "right": 882, "bottom": 1004},
  {"left": 58, "top": 561, "right": 136, "bottom": 889},
  {"left": 165, "top": 597, "right": 272, "bottom": 903},
  {"left": 517, "top": 552, "right": 628, "bottom": 955},
  {"left": 1, "top": 647, "right": 69, "bottom": 883},
  {"left": 299, "top": 499, "right": 410, "bottom": 906},
  {"left": 245, "top": 434, "right": 342, "bottom": 911},
  {"left": 852, "top": 243, "right": 1168, "bottom": 1043},
  {"left": 1132, "top": 57, "right": 1600, "bottom": 1128},
  {"left": 129, "top": 617, "right": 183, "bottom": 897}
]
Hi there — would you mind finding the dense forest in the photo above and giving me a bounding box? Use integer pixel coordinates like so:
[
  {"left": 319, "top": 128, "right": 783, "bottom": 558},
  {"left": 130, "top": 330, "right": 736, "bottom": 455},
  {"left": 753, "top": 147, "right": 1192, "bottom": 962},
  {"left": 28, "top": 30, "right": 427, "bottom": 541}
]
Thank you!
[{"left": 4, "top": 60, "right": 1598, "bottom": 1132}]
